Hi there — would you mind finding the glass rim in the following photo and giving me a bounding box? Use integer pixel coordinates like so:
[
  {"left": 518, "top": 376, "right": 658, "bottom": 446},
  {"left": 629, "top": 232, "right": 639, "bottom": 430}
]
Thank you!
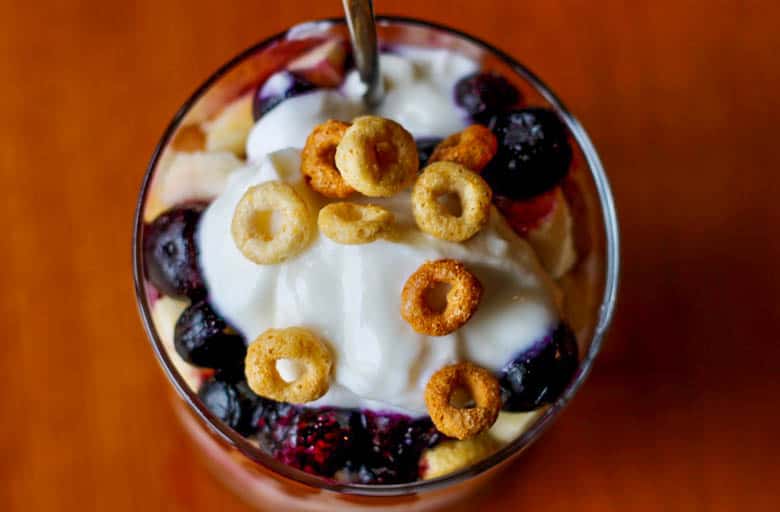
[{"left": 132, "top": 15, "right": 620, "bottom": 497}]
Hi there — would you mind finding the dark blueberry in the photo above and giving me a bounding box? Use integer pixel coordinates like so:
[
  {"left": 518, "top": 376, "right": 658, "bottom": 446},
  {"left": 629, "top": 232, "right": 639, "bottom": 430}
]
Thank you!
[
  {"left": 454, "top": 72, "right": 520, "bottom": 123},
  {"left": 273, "top": 408, "right": 361, "bottom": 477},
  {"left": 415, "top": 137, "right": 443, "bottom": 169},
  {"left": 197, "top": 375, "right": 260, "bottom": 436},
  {"left": 349, "top": 412, "right": 444, "bottom": 484},
  {"left": 255, "top": 401, "right": 301, "bottom": 454},
  {"left": 499, "top": 323, "right": 579, "bottom": 412},
  {"left": 143, "top": 206, "right": 205, "bottom": 299},
  {"left": 211, "top": 360, "right": 247, "bottom": 384},
  {"left": 253, "top": 72, "right": 316, "bottom": 120},
  {"left": 251, "top": 404, "right": 446, "bottom": 482},
  {"left": 174, "top": 301, "right": 246, "bottom": 371},
  {"left": 484, "top": 108, "right": 573, "bottom": 199}
]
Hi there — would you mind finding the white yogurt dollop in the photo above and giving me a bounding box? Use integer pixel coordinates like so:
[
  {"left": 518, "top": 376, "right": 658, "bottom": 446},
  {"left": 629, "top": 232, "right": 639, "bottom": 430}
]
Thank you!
[
  {"left": 246, "top": 49, "right": 477, "bottom": 162},
  {"left": 199, "top": 49, "right": 561, "bottom": 415}
]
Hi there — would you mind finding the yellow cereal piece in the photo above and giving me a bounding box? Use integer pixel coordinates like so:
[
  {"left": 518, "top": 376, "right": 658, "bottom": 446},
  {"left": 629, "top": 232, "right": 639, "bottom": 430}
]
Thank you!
[
  {"left": 245, "top": 327, "right": 332, "bottom": 404},
  {"left": 231, "top": 181, "right": 314, "bottom": 265},
  {"left": 335, "top": 116, "right": 419, "bottom": 197},
  {"left": 318, "top": 202, "right": 394, "bottom": 244},
  {"left": 412, "top": 161, "right": 492, "bottom": 242}
]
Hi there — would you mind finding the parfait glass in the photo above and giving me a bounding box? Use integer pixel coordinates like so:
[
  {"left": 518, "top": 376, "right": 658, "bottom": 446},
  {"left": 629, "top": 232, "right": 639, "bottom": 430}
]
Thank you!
[{"left": 132, "top": 16, "right": 619, "bottom": 512}]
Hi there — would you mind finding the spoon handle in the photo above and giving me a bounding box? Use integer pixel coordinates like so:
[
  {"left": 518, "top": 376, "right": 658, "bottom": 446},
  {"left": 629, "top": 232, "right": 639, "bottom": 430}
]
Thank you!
[{"left": 341, "top": 0, "right": 384, "bottom": 106}]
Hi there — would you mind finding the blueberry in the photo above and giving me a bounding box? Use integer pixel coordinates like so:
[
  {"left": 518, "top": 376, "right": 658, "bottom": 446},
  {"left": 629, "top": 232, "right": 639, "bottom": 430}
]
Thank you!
[
  {"left": 174, "top": 301, "right": 246, "bottom": 370},
  {"left": 211, "top": 360, "right": 247, "bottom": 384},
  {"left": 198, "top": 375, "right": 260, "bottom": 436},
  {"left": 143, "top": 206, "right": 205, "bottom": 299},
  {"left": 255, "top": 401, "right": 301, "bottom": 455},
  {"left": 272, "top": 408, "right": 360, "bottom": 477},
  {"left": 349, "top": 412, "right": 444, "bottom": 484},
  {"left": 454, "top": 72, "right": 520, "bottom": 123},
  {"left": 253, "top": 71, "right": 316, "bottom": 120},
  {"left": 483, "top": 108, "right": 572, "bottom": 199},
  {"left": 252, "top": 404, "right": 444, "bottom": 482},
  {"left": 499, "top": 323, "right": 579, "bottom": 412},
  {"left": 415, "top": 137, "right": 443, "bottom": 169}
]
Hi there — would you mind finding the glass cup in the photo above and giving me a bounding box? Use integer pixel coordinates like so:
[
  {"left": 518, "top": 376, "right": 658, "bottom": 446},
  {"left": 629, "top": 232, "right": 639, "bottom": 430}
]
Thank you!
[{"left": 132, "top": 16, "right": 619, "bottom": 512}]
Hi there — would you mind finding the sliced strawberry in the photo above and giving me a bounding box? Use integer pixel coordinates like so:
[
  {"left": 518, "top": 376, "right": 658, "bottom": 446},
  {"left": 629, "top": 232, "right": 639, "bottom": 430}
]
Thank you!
[
  {"left": 287, "top": 39, "right": 348, "bottom": 87},
  {"left": 198, "top": 368, "right": 216, "bottom": 385},
  {"left": 494, "top": 186, "right": 559, "bottom": 236}
]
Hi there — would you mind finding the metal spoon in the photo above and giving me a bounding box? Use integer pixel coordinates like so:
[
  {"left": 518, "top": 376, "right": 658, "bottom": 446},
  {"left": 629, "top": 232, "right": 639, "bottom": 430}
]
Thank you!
[{"left": 341, "top": 0, "right": 384, "bottom": 106}]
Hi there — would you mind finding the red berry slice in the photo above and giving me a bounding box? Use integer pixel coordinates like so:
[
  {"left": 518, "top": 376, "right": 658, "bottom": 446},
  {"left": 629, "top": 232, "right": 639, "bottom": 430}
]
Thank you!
[{"left": 494, "top": 187, "right": 559, "bottom": 236}]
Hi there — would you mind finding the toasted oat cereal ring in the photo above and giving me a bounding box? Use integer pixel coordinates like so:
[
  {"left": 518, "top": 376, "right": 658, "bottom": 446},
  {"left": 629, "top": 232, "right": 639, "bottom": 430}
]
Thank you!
[
  {"left": 401, "top": 259, "right": 482, "bottom": 336},
  {"left": 425, "top": 362, "right": 502, "bottom": 440},
  {"left": 231, "top": 181, "right": 313, "bottom": 265},
  {"left": 429, "top": 125, "right": 498, "bottom": 173},
  {"left": 245, "top": 327, "right": 332, "bottom": 404},
  {"left": 334, "top": 116, "right": 419, "bottom": 197},
  {"left": 301, "top": 120, "right": 355, "bottom": 198},
  {"left": 318, "top": 202, "right": 394, "bottom": 244},
  {"left": 412, "top": 161, "right": 492, "bottom": 242}
]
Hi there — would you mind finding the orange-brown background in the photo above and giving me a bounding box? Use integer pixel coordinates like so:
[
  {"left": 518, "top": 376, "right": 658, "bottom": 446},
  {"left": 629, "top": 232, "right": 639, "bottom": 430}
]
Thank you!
[{"left": 1, "top": 0, "right": 778, "bottom": 510}]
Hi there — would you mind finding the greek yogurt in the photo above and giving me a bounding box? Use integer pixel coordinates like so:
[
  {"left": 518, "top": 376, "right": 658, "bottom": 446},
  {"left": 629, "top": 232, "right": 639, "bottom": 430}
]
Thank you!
[
  {"left": 246, "top": 48, "right": 478, "bottom": 162},
  {"left": 198, "top": 49, "right": 561, "bottom": 415}
]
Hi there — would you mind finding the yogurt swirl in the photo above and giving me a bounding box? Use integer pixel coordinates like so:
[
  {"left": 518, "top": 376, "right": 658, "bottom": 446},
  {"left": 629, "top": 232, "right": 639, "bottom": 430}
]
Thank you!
[{"left": 198, "top": 49, "right": 561, "bottom": 414}]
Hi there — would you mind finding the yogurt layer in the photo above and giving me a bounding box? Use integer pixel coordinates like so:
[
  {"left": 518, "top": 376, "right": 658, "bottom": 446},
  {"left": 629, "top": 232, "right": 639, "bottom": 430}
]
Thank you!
[
  {"left": 199, "top": 150, "right": 560, "bottom": 414},
  {"left": 198, "top": 48, "right": 561, "bottom": 415},
  {"left": 247, "top": 48, "right": 478, "bottom": 162}
]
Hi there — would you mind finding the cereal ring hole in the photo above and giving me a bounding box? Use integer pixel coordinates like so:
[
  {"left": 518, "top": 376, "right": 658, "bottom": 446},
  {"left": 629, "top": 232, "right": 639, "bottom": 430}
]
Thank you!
[
  {"left": 374, "top": 141, "right": 399, "bottom": 167},
  {"left": 248, "top": 209, "right": 283, "bottom": 242},
  {"left": 449, "top": 386, "right": 476, "bottom": 409},
  {"left": 424, "top": 281, "right": 452, "bottom": 313},
  {"left": 435, "top": 191, "right": 463, "bottom": 217},
  {"left": 449, "top": 373, "right": 493, "bottom": 410},
  {"left": 275, "top": 358, "right": 306, "bottom": 383},
  {"left": 316, "top": 145, "right": 338, "bottom": 169},
  {"left": 331, "top": 203, "right": 364, "bottom": 222}
]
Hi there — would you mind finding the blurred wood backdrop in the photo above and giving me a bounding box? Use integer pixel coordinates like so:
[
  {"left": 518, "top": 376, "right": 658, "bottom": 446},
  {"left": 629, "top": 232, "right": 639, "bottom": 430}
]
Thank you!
[{"left": 1, "top": 0, "right": 778, "bottom": 510}]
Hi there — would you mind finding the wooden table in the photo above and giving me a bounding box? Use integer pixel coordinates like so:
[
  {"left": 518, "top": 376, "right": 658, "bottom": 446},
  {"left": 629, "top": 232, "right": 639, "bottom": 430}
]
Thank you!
[{"left": 2, "top": 1, "right": 778, "bottom": 510}]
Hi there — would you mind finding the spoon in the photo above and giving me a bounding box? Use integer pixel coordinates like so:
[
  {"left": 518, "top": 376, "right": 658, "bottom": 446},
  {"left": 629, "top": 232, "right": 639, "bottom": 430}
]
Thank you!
[{"left": 341, "top": 0, "right": 385, "bottom": 106}]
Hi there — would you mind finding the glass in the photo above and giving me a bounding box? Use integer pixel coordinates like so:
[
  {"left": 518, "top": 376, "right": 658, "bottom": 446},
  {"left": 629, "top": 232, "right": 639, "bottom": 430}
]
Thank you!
[{"left": 132, "top": 16, "right": 619, "bottom": 511}]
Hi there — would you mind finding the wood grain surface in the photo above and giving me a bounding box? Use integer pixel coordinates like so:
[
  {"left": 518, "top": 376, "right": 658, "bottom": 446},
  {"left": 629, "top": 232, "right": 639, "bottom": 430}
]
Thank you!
[{"left": 1, "top": 1, "right": 778, "bottom": 510}]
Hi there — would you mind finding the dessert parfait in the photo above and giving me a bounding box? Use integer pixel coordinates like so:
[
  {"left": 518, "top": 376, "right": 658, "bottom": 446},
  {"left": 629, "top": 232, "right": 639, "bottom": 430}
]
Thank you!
[{"left": 137, "top": 18, "right": 609, "bottom": 490}]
